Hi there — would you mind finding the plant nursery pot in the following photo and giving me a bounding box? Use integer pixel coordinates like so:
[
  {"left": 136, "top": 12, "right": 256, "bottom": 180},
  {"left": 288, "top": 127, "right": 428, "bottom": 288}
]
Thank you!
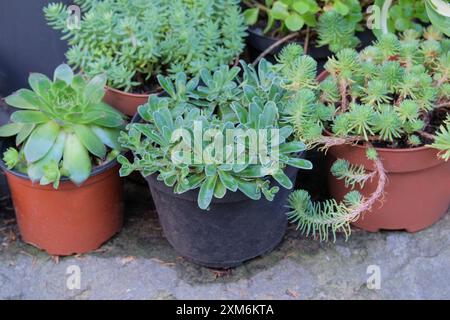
[
  {"left": 103, "top": 86, "right": 151, "bottom": 116},
  {"left": 327, "top": 144, "right": 450, "bottom": 232},
  {"left": 246, "top": 28, "right": 375, "bottom": 65},
  {"left": 0, "top": 147, "right": 124, "bottom": 255},
  {"left": 145, "top": 166, "right": 299, "bottom": 268}
]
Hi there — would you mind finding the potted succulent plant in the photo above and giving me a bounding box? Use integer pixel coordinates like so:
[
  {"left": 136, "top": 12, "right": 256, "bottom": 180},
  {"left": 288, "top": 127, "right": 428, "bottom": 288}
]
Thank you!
[
  {"left": 45, "top": 0, "right": 247, "bottom": 116},
  {"left": 0, "top": 64, "right": 126, "bottom": 255},
  {"left": 118, "top": 59, "right": 313, "bottom": 267},
  {"left": 243, "top": 0, "right": 374, "bottom": 63},
  {"left": 279, "top": 30, "right": 449, "bottom": 240}
]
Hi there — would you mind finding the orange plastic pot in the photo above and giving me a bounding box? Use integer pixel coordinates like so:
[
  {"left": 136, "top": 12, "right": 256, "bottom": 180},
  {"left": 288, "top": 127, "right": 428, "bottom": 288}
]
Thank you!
[
  {"left": 328, "top": 144, "right": 450, "bottom": 232},
  {"left": 103, "top": 86, "right": 151, "bottom": 116},
  {"left": 1, "top": 160, "right": 124, "bottom": 255}
]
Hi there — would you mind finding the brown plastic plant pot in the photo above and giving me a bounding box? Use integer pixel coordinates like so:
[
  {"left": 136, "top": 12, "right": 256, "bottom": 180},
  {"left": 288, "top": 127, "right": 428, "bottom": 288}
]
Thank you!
[
  {"left": 0, "top": 157, "right": 124, "bottom": 256},
  {"left": 327, "top": 144, "right": 450, "bottom": 232},
  {"left": 103, "top": 86, "right": 151, "bottom": 116}
]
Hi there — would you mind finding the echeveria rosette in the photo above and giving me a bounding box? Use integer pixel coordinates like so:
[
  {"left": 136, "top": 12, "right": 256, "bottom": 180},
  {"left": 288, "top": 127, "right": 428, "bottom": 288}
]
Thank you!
[
  {"left": 45, "top": 0, "right": 247, "bottom": 92},
  {"left": 0, "top": 64, "right": 126, "bottom": 188},
  {"left": 118, "top": 59, "right": 313, "bottom": 210}
]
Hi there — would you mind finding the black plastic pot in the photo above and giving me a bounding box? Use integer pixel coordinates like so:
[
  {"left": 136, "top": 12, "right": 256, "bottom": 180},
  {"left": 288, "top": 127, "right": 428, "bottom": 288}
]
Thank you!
[
  {"left": 0, "top": 0, "right": 71, "bottom": 95},
  {"left": 246, "top": 27, "right": 376, "bottom": 69},
  {"left": 145, "top": 166, "right": 298, "bottom": 268}
]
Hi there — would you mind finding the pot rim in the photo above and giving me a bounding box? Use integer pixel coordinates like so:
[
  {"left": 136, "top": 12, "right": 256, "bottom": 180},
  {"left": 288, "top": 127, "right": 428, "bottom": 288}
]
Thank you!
[
  {"left": 0, "top": 141, "right": 119, "bottom": 183},
  {"left": 105, "top": 85, "right": 160, "bottom": 98}
]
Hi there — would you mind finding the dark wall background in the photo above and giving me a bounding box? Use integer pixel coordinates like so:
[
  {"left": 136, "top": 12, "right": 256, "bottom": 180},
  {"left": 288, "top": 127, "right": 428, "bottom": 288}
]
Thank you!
[{"left": 0, "top": 0, "right": 71, "bottom": 96}]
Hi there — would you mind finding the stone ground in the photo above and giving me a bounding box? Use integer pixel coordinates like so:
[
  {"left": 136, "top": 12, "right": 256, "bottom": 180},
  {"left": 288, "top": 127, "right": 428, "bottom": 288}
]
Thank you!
[{"left": 0, "top": 177, "right": 449, "bottom": 300}]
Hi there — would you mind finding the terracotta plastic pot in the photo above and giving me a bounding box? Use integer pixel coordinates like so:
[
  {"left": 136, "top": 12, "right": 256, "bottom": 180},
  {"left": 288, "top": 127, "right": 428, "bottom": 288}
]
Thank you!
[
  {"left": 145, "top": 166, "right": 299, "bottom": 268},
  {"left": 103, "top": 86, "right": 151, "bottom": 116},
  {"left": 328, "top": 144, "right": 450, "bottom": 232},
  {"left": 0, "top": 148, "right": 124, "bottom": 255}
]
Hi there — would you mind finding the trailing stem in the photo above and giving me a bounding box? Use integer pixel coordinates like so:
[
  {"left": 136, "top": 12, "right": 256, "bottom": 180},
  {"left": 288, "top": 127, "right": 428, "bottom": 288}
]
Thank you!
[{"left": 253, "top": 32, "right": 299, "bottom": 66}]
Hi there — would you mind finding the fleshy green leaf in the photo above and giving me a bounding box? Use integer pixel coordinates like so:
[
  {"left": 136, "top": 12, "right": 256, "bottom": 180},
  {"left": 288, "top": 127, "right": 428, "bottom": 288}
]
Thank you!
[
  {"left": 62, "top": 133, "right": 92, "bottom": 185},
  {"left": 84, "top": 74, "right": 107, "bottom": 103},
  {"left": 11, "top": 111, "right": 49, "bottom": 124},
  {"left": 198, "top": 175, "right": 217, "bottom": 210},
  {"left": 27, "top": 131, "right": 66, "bottom": 182},
  {"left": 285, "top": 13, "right": 304, "bottom": 31},
  {"left": 74, "top": 124, "right": 107, "bottom": 159},
  {"left": 0, "top": 123, "right": 23, "bottom": 137},
  {"left": 91, "top": 125, "right": 121, "bottom": 150},
  {"left": 28, "top": 73, "right": 52, "bottom": 97},
  {"left": 273, "top": 169, "right": 293, "bottom": 189},
  {"left": 16, "top": 124, "right": 35, "bottom": 146},
  {"left": 237, "top": 179, "right": 261, "bottom": 200},
  {"left": 24, "top": 121, "right": 60, "bottom": 163},
  {"left": 244, "top": 8, "right": 259, "bottom": 25},
  {"left": 4, "top": 89, "right": 40, "bottom": 110},
  {"left": 54, "top": 64, "right": 74, "bottom": 84}
]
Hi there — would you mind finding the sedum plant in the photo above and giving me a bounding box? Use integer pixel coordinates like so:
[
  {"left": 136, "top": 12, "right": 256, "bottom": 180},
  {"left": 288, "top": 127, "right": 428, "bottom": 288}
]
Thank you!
[
  {"left": 118, "top": 59, "right": 313, "bottom": 210},
  {"left": 243, "top": 0, "right": 365, "bottom": 53},
  {"left": 45, "top": 0, "right": 247, "bottom": 92},
  {"left": 0, "top": 64, "right": 125, "bottom": 188},
  {"left": 274, "top": 28, "right": 449, "bottom": 241}
]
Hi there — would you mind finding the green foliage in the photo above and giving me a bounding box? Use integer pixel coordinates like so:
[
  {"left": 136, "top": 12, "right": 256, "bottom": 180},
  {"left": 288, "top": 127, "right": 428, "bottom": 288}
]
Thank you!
[
  {"left": 277, "top": 30, "right": 449, "bottom": 159},
  {"left": 243, "top": 0, "right": 363, "bottom": 52},
  {"left": 280, "top": 29, "right": 449, "bottom": 242},
  {"left": 287, "top": 189, "right": 362, "bottom": 242},
  {"left": 331, "top": 159, "right": 374, "bottom": 188},
  {"left": 433, "top": 116, "right": 450, "bottom": 160},
  {"left": 118, "top": 59, "right": 313, "bottom": 210},
  {"left": 45, "top": 0, "right": 246, "bottom": 92},
  {"left": 0, "top": 64, "right": 125, "bottom": 187},
  {"left": 375, "top": 0, "right": 429, "bottom": 34}
]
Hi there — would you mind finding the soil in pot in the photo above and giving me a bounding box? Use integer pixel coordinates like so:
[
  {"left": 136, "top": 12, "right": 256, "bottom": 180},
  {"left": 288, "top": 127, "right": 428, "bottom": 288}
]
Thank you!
[
  {"left": 0, "top": 142, "right": 124, "bottom": 256},
  {"left": 327, "top": 144, "right": 450, "bottom": 232},
  {"left": 145, "top": 166, "right": 299, "bottom": 268}
]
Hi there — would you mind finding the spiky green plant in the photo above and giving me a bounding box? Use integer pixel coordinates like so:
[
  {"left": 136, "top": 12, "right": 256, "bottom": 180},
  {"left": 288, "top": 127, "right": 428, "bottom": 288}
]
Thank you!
[
  {"left": 243, "top": 0, "right": 364, "bottom": 53},
  {"left": 277, "top": 28, "right": 449, "bottom": 241},
  {"left": 45, "top": 0, "right": 246, "bottom": 92},
  {"left": 118, "top": 59, "right": 313, "bottom": 210},
  {"left": 0, "top": 64, "right": 125, "bottom": 188}
]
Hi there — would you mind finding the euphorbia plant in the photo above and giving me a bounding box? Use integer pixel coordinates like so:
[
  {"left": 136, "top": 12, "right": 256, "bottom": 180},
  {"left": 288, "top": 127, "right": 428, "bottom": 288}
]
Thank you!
[
  {"left": 118, "top": 59, "right": 313, "bottom": 210},
  {"left": 45, "top": 0, "right": 247, "bottom": 93},
  {"left": 274, "top": 29, "right": 449, "bottom": 240},
  {"left": 243, "top": 0, "right": 366, "bottom": 53},
  {"left": 0, "top": 64, "right": 125, "bottom": 187}
]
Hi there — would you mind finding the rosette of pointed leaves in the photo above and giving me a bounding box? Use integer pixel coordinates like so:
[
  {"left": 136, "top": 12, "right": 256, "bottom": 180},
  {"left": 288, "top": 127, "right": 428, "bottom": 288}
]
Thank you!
[
  {"left": 0, "top": 64, "right": 125, "bottom": 187},
  {"left": 118, "top": 59, "right": 313, "bottom": 210},
  {"left": 45, "top": 0, "right": 246, "bottom": 92}
]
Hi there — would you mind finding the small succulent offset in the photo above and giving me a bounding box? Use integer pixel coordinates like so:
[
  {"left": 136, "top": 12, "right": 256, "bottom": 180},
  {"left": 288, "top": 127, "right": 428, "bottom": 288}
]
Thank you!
[
  {"left": 118, "top": 59, "right": 313, "bottom": 210},
  {"left": 243, "top": 0, "right": 364, "bottom": 53},
  {"left": 45, "top": 0, "right": 247, "bottom": 92},
  {"left": 0, "top": 64, "right": 125, "bottom": 188},
  {"left": 275, "top": 28, "right": 449, "bottom": 241}
]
